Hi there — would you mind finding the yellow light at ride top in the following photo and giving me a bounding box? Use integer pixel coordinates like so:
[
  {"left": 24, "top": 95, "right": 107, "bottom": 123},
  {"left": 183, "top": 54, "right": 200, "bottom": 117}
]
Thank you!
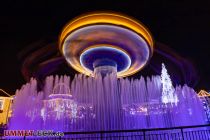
[
  {"left": 59, "top": 12, "right": 154, "bottom": 52},
  {"left": 58, "top": 12, "right": 154, "bottom": 77}
]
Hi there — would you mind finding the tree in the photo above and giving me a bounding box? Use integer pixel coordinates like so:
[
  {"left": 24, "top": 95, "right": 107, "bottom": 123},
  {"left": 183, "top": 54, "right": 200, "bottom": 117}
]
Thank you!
[{"left": 161, "top": 63, "right": 178, "bottom": 105}]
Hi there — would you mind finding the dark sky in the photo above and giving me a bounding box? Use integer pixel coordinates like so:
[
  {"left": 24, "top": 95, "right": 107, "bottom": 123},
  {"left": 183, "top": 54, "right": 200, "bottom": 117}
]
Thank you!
[{"left": 0, "top": 0, "right": 210, "bottom": 94}]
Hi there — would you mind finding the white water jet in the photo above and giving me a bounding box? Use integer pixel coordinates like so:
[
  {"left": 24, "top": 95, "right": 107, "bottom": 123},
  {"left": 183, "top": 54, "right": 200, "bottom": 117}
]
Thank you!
[{"left": 9, "top": 72, "right": 207, "bottom": 132}]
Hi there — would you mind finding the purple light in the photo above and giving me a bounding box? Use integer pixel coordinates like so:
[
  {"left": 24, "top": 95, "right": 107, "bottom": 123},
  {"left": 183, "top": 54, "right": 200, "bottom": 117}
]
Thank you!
[{"left": 9, "top": 73, "right": 207, "bottom": 131}]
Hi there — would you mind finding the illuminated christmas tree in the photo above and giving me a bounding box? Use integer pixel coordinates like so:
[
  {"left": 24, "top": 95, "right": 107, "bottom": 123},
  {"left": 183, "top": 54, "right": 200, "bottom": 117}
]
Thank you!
[{"left": 161, "top": 63, "right": 178, "bottom": 105}]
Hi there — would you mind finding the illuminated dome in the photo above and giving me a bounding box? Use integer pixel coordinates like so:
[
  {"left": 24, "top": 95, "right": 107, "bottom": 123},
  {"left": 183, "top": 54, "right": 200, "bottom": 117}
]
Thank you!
[{"left": 59, "top": 12, "right": 154, "bottom": 77}]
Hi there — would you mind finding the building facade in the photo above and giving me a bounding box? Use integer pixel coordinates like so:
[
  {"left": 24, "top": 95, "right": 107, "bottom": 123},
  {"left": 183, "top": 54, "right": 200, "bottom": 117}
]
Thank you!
[{"left": 0, "top": 96, "right": 13, "bottom": 125}]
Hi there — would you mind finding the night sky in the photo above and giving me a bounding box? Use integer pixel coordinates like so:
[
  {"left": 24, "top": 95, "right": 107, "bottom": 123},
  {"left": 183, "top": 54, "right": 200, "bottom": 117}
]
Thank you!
[{"left": 0, "top": 0, "right": 210, "bottom": 94}]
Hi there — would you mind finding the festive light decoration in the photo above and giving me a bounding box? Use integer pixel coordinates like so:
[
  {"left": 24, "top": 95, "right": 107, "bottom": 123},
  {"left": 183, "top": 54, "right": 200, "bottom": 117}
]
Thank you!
[
  {"left": 198, "top": 90, "right": 210, "bottom": 97},
  {"left": 0, "top": 89, "right": 12, "bottom": 97},
  {"left": 35, "top": 82, "right": 94, "bottom": 130},
  {"left": 198, "top": 90, "right": 210, "bottom": 123},
  {"left": 161, "top": 63, "right": 178, "bottom": 105}
]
